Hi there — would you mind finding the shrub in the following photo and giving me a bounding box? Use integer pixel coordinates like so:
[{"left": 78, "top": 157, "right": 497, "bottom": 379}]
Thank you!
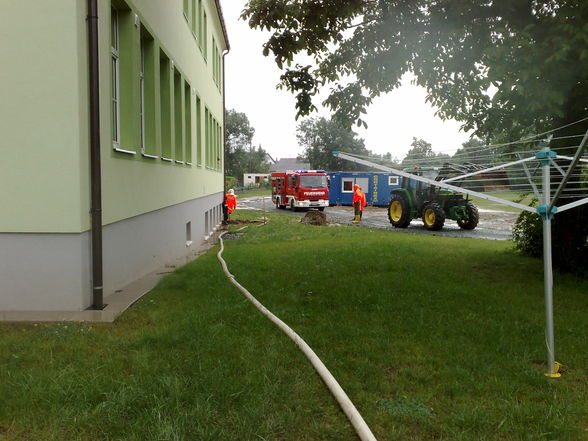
[{"left": 512, "top": 210, "right": 543, "bottom": 257}]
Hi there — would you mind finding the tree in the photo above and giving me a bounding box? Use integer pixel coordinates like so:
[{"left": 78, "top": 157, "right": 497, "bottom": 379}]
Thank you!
[
  {"left": 224, "top": 109, "right": 272, "bottom": 185},
  {"left": 401, "top": 138, "right": 450, "bottom": 167},
  {"left": 296, "top": 116, "right": 370, "bottom": 170},
  {"left": 452, "top": 138, "right": 488, "bottom": 165},
  {"left": 243, "top": 0, "right": 588, "bottom": 271}
]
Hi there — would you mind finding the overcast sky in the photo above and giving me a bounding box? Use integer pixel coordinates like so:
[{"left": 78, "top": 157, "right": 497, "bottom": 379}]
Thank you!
[{"left": 221, "top": 1, "right": 473, "bottom": 162}]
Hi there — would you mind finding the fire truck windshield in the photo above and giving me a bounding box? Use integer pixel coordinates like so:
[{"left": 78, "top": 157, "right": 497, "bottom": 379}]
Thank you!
[{"left": 299, "top": 175, "right": 327, "bottom": 188}]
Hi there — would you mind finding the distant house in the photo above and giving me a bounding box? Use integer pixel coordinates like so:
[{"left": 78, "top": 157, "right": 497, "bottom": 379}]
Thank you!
[
  {"left": 243, "top": 174, "right": 271, "bottom": 186},
  {"left": 270, "top": 158, "right": 311, "bottom": 172},
  {"left": 0, "top": 1, "right": 229, "bottom": 312}
]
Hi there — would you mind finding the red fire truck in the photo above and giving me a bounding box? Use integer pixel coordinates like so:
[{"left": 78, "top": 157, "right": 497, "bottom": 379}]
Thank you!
[{"left": 271, "top": 170, "right": 329, "bottom": 211}]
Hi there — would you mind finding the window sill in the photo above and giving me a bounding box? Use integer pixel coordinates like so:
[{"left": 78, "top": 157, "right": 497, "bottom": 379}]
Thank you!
[
  {"left": 142, "top": 153, "right": 158, "bottom": 159},
  {"left": 186, "top": 162, "right": 193, "bottom": 166},
  {"left": 161, "top": 157, "right": 173, "bottom": 162},
  {"left": 175, "top": 160, "right": 185, "bottom": 164},
  {"left": 113, "top": 146, "right": 137, "bottom": 155}
]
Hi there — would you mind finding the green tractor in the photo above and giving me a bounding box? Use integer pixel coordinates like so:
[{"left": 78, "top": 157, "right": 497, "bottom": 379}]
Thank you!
[{"left": 387, "top": 168, "right": 479, "bottom": 231}]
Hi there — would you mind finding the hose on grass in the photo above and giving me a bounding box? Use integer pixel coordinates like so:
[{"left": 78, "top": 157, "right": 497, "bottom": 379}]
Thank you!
[{"left": 217, "top": 231, "right": 378, "bottom": 441}]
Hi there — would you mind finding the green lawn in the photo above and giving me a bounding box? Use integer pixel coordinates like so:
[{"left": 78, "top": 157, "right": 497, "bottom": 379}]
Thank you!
[
  {"left": 237, "top": 187, "right": 271, "bottom": 198},
  {"left": 469, "top": 192, "right": 535, "bottom": 213},
  {"left": 1, "top": 211, "right": 587, "bottom": 441}
]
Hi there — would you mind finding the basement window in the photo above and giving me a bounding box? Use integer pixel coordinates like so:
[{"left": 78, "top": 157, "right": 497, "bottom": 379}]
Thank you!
[{"left": 186, "top": 221, "right": 192, "bottom": 246}]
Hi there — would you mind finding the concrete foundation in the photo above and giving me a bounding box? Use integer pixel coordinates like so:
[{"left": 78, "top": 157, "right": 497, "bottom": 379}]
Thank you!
[{"left": 0, "top": 193, "right": 222, "bottom": 313}]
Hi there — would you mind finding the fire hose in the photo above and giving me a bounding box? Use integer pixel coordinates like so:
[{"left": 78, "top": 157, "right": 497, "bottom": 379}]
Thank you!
[{"left": 217, "top": 231, "right": 378, "bottom": 441}]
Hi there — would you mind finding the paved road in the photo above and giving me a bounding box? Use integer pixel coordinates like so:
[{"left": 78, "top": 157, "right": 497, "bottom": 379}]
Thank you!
[{"left": 239, "top": 196, "right": 518, "bottom": 241}]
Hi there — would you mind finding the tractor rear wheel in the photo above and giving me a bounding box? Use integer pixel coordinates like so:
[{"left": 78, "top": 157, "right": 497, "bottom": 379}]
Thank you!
[
  {"left": 457, "top": 202, "right": 479, "bottom": 230},
  {"left": 388, "top": 195, "right": 412, "bottom": 228},
  {"left": 422, "top": 202, "right": 445, "bottom": 230}
]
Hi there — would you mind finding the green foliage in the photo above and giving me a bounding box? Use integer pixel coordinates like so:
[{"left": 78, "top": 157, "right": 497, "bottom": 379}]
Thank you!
[
  {"left": 224, "top": 175, "right": 238, "bottom": 190},
  {"left": 243, "top": 1, "right": 588, "bottom": 141},
  {"left": 512, "top": 210, "right": 543, "bottom": 257},
  {"left": 452, "top": 137, "right": 488, "bottom": 165},
  {"left": 402, "top": 137, "right": 450, "bottom": 167},
  {"left": 296, "top": 116, "right": 371, "bottom": 170},
  {"left": 224, "top": 109, "right": 272, "bottom": 184},
  {"left": 243, "top": 0, "right": 588, "bottom": 271}
]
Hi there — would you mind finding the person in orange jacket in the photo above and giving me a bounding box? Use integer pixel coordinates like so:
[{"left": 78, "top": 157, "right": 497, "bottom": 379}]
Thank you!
[
  {"left": 352, "top": 184, "right": 366, "bottom": 224},
  {"left": 223, "top": 189, "right": 237, "bottom": 224}
]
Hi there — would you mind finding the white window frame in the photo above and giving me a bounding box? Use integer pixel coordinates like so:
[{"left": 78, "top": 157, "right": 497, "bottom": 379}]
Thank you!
[
  {"left": 388, "top": 176, "right": 399, "bottom": 186},
  {"left": 342, "top": 178, "right": 354, "bottom": 193},
  {"left": 111, "top": 7, "right": 121, "bottom": 148}
]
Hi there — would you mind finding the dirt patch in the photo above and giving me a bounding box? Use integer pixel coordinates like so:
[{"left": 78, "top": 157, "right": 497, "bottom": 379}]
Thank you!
[{"left": 300, "top": 211, "right": 328, "bottom": 226}]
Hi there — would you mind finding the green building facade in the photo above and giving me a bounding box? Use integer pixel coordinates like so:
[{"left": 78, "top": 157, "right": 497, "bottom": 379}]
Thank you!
[{"left": 0, "top": 0, "right": 229, "bottom": 312}]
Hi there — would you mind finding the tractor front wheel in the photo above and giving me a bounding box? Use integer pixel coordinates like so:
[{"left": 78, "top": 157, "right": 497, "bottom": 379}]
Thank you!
[
  {"left": 388, "top": 195, "right": 412, "bottom": 228},
  {"left": 422, "top": 202, "right": 445, "bottom": 231},
  {"left": 457, "top": 202, "right": 479, "bottom": 230}
]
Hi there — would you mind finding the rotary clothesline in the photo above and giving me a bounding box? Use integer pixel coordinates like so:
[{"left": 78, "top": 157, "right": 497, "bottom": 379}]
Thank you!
[{"left": 334, "top": 125, "right": 588, "bottom": 377}]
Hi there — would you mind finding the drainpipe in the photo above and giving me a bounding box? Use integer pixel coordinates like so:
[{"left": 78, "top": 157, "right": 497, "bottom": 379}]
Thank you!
[
  {"left": 87, "top": 0, "right": 104, "bottom": 310},
  {"left": 222, "top": 49, "right": 228, "bottom": 188}
]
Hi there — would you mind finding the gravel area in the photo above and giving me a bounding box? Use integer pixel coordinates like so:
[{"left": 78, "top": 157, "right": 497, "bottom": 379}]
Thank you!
[{"left": 239, "top": 196, "right": 518, "bottom": 241}]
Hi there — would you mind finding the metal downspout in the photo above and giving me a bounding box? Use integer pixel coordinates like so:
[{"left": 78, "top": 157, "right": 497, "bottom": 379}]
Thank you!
[
  {"left": 222, "top": 49, "right": 228, "bottom": 187},
  {"left": 87, "top": 0, "right": 104, "bottom": 310}
]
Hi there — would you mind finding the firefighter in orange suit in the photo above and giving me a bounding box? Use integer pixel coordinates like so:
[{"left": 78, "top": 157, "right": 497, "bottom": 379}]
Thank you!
[
  {"left": 223, "top": 189, "right": 237, "bottom": 224},
  {"left": 352, "top": 184, "right": 366, "bottom": 224}
]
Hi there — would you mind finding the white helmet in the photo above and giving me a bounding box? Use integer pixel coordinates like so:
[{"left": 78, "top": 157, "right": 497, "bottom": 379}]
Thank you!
[{"left": 228, "top": 189, "right": 234, "bottom": 194}]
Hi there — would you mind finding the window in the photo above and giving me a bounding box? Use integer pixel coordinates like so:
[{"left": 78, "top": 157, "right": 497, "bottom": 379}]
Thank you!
[
  {"left": 342, "top": 179, "right": 354, "bottom": 192},
  {"left": 110, "top": 2, "right": 136, "bottom": 155},
  {"left": 388, "top": 176, "right": 399, "bottom": 186},
  {"left": 196, "top": 96, "right": 202, "bottom": 165},
  {"left": 300, "top": 175, "right": 327, "bottom": 188},
  {"left": 111, "top": 7, "right": 120, "bottom": 147},
  {"left": 183, "top": 0, "right": 189, "bottom": 19},
  {"left": 174, "top": 69, "right": 183, "bottom": 162},
  {"left": 186, "top": 221, "right": 192, "bottom": 246},
  {"left": 202, "top": 9, "right": 208, "bottom": 60},
  {"left": 197, "top": 0, "right": 204, "bottom": 49},
  {"left": 191, "top": 0, "right": 198, "bottom": 36},
  {"left": 140, "top": 28, "right": 156, "bottom": 157},
  {"left": 204, "top": 108, "right": 209, "bottom": 167},
  {"left": 160, "top": 51, "right": 172, "bottom": 160},
  {"left": 184, "top": 83, "right": 192, "bottom": 164}
]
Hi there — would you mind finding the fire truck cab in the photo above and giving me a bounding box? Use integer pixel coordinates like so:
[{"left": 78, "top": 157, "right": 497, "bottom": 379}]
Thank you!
[{"left": 271, "top": 170, "right": 329, "bottom": 211}]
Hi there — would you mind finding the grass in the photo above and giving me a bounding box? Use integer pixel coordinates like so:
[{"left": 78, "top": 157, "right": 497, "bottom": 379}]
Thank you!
[
  {"left": 1, "top": 211, "right": 587, "bottom": 440},
  {"left": 469, "top": 192, "right": 535, "bottom": 213},
  {"left": 237, "top": 187, "right": 271, "bottom": 198}
]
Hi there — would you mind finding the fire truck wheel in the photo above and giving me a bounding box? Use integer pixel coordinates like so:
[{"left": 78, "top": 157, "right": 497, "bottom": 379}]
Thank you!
[{"left": 318, "top": 207, "right": 325, "bottom": 212}]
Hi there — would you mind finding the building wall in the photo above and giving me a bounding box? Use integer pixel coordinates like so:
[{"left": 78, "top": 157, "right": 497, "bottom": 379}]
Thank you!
[
  {"left": 0, "top": 194, "right": 222, "bottom": 311},
  {"left": 99, "top": 0, "right": 227, "bottom": 228},
  {"left": 243, "top": 174, "right": 270, "bottom": 186},
  {"left": 0, "top": 0, "right": 227, "bottom": 233},
  {"left": 0, "top": 0, "right": 89, "bottom": 233},
  {"left": 0, "top": 0, "right": 229, "bottom": 311}
]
